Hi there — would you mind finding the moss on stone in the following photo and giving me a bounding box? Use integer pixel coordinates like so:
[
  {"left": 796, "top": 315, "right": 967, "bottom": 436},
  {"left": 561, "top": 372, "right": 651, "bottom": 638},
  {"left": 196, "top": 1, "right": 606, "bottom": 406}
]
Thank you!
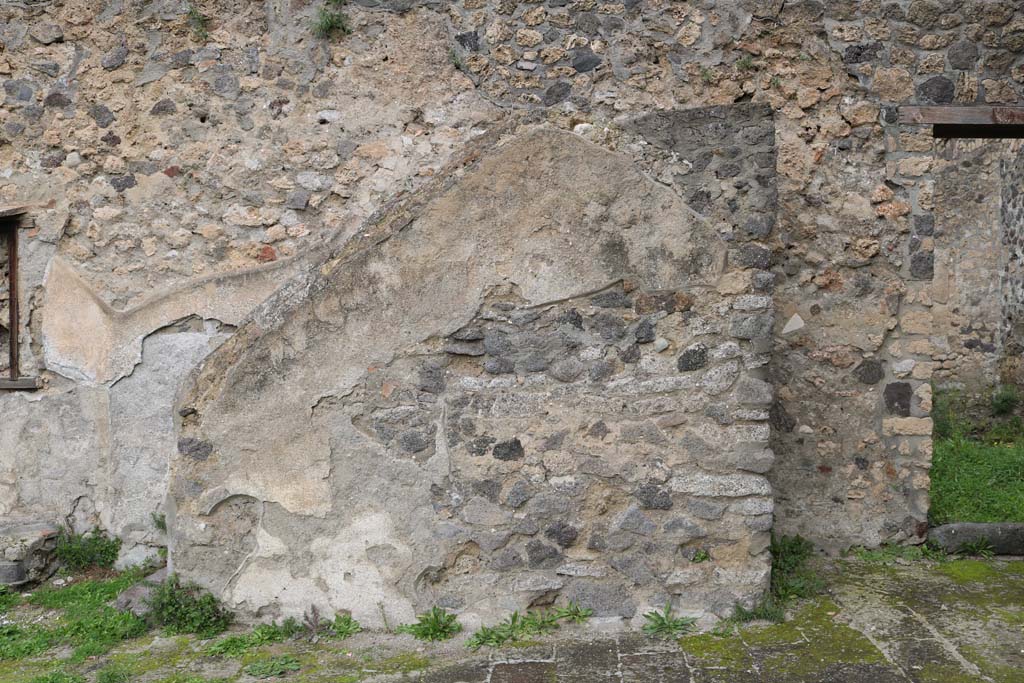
[
  {"left": 678, "top": 633, "right": 752, "bottom": 670},
  {"left": 751, "top": 600, "right": 886, "bottom": 676},
  {"left": 938, "top": 559, "right": 1001, "bottom": 584},
  {"left": 917, "top": 661, "right": 986, "bottom": 683}
]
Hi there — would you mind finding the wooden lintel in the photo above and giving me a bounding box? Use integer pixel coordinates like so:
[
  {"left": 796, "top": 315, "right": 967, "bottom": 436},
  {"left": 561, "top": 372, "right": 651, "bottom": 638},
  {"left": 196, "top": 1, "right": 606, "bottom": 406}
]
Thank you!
[
  {"left": 899, "top": 105, "right": 1024, "bottom": 126},
  {"left": 0, "top": 377, "right": 41, "bottom": 391},
  {"left": 0, "top": 216, "right": 34, "bottom": 230}
]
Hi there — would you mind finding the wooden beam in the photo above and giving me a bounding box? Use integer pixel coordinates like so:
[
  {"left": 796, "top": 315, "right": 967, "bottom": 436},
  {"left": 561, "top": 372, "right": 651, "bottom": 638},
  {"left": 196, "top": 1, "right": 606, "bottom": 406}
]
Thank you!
[
  {"left": 0, "top": 377, "right": 40, "bottom": 391},
  {"left": 899, "top": 106, "right": 1024, "bottom": 126}
]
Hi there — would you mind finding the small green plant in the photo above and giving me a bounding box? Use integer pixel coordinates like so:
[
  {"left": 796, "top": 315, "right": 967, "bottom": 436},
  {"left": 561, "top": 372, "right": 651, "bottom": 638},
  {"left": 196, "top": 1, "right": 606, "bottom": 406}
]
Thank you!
[
  {"left": 154, "top": 675, "right": 223, "bottom": 683},
  {"left": 397, "top": 607, "right": 462, "bottom": 642},
  {"left": 187, "top": 3, "right": 209, "bottom": 42},
  {"left": 725, "top": 535, "right": 824, "bottom": 627},
  {"left": 642, "top": 603, "right": 696, "bottom": 640},
  {"left": 151, "top": 512, "right": 167, "bottom": 533},
  {"left": 243, "top": 655, "right": 301, "bottom": 678},
  {"left": 55, "top": 527, "right": 121, "bottom": 572},
  {"left": 700, "top": 67, "right": 714, "bottom": 84},
  {"left": 466, "top": 602, "right": 592, "bottom": 651},
  {"left": 691, "top": 549, "right": 710, "bottom": 563},
  {"left": 330, "top": 613, "right": 362, "bottom": 639},
  {"left": 448, "top": 47, "right": 464, "bottom": 71},
  {"left": 933, "top": 387, "right": 970, "bottom": 439},
  {"left": 770, "top": 75, "right": 782, "bottom": 89},
  {"left": 96, "top": 664, "right": 130, "bottom": 683},
  {"left": 554, "top": 601, "right": 592, "bottom": 624},
  {"left": 29, "top": 673, "right": 85, "bottom": 683},
  {"left": 958, "top": 539, "right": 995, "bottom": 558},
  {"left": 206, "top": 619, "right": 300, "bottom": 657},
  {"left": 146, "top": 574, "right": 233, "bottom": 637},
  {"left": 849, "top": 543, "right": 946, "bottom": 564},
  {"left": 992, "top": 385, "right": 1020, "bottom": 416},
  {"left": 0, "top": 586, "right": 21, "bottom": 614},
  {"left": 312, "top": 6, "right": 351, "bottom": 39},
  {"left": 735, "top": 55, "right": 755, "bottom": 72}
]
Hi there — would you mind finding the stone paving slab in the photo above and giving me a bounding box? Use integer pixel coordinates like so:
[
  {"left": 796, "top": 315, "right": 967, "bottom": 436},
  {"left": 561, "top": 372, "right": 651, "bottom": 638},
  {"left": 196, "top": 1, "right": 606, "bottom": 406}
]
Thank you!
[{"left": 414, "top": 558, "right": 1024, "bottom": 683}]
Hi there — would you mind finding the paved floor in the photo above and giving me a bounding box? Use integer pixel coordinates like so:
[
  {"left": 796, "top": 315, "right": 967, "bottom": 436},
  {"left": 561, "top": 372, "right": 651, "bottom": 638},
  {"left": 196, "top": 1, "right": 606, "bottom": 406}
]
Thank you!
[
  {"left": 4, "top": 556, "right": 1021, "bottom": 682},
  {"left": 418, "top": 558, "right": 1024, "bottom": 683}
]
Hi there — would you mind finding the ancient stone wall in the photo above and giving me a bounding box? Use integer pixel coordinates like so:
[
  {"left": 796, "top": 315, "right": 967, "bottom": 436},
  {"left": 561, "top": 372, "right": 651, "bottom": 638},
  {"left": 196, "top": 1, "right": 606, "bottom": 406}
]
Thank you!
[
  {"left": 2, "top": 0, "right": 1024, "bottom": 615},
  {"left": 1001, "top": 146, "right": 1024, "bottom": 385},
  {"left": 170, "top": 123, "right": 777, "bottom": 627},
  {"left": 931, "top": 139, "right": 1011, "bottom": 392}
]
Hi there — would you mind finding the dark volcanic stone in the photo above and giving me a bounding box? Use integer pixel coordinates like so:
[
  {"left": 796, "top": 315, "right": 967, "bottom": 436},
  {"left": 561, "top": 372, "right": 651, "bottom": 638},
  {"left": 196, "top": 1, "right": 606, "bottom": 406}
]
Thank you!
[
  {"left": 110, "top": 174, "right": 137, "bottom": 192},
  {"left": 635, "top": 319, "right": 656, "bottom": 344},
  {"left": 178, "top": 438, "right": 213, "bottom": 460},
  {"left": 102, "top": 44, "right": 128, "bottom": 70},
  {"left": 150, "top": 98, "right": 177, "bottom": 115},
  {"left": 40, "top": 151, "right": 66, "bottom": 168},
  {"left": 947, "top": 40, "right": 979, "bottom": 69},
  {"left": 844, "top": 42, "right": 883, "bottom": 63},
  {"left": 571, "top": 48, "right": 602, "bottom": 72},
  {"left": 484, "top": 357, "right": 515, "bottom": 374},
  {"left": 910, "top": 250, "right": 934, "bottom": 279},
  {"left": 44, "top": 91, "right": 72, "bottom": 108},
  {"left": 677, "top": 343, "right": 708, "bottom": 371},
  {"left": 525, "top": 539, "right": 562, "bottom": 568},
  {"left": 455, "top": 31, "right": 479, "bottom": 51},
  {"left": 853, "top": 359, "right": 884, "bottom": 385},
  {"left": 285, "top": 189, "right": 311, "bottom": 210},
  {"left": 734, "top": 243, "right": 771, "bottom": 269},
  {"left": 591, "top": 290, "right": 632, "bottom": 308},
  {"left": 634, "top": 483, "right": 673, "bottom": 510},
  {"left": 620, "top": 344, "right": 641, "bottom": 364},
  {"left": 883, "top": 382, "right": 912, "bottom": 416},
  {"left": 542, "top": 81, "right": 572, "bottom": 106},
  {"left": 89, "top": 103, "right": 115, "bottom": 127},
  {"left": 544, "top": 522, "right": 579, "bottom": 548},
  {"left": 398, "top": 430, "right": 430, "bottom": 453},
  {"left": 916, "top": 76, "right": 955, "bottom": 104},
  {"left": 493, "top": 438, "right": 525, "bottom": 461}
]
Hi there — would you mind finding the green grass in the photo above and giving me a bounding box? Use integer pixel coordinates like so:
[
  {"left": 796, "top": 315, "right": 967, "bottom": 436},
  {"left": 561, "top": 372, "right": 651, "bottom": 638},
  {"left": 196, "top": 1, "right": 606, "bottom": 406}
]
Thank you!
[
  {"left": 0, "top": 586, "right": 21, "bottom": 614},
  {"left": 930, "top": 436, "right": 1024, "bottom": 524},
  {"left": 396, "top": 607, "right": 461, "bottom": 642},
  {"left": 0, "top": 570, "right": 148, "bottom": 664},
  {"left": 96, "top": 663, "right": 130, "bottom": 683}
]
